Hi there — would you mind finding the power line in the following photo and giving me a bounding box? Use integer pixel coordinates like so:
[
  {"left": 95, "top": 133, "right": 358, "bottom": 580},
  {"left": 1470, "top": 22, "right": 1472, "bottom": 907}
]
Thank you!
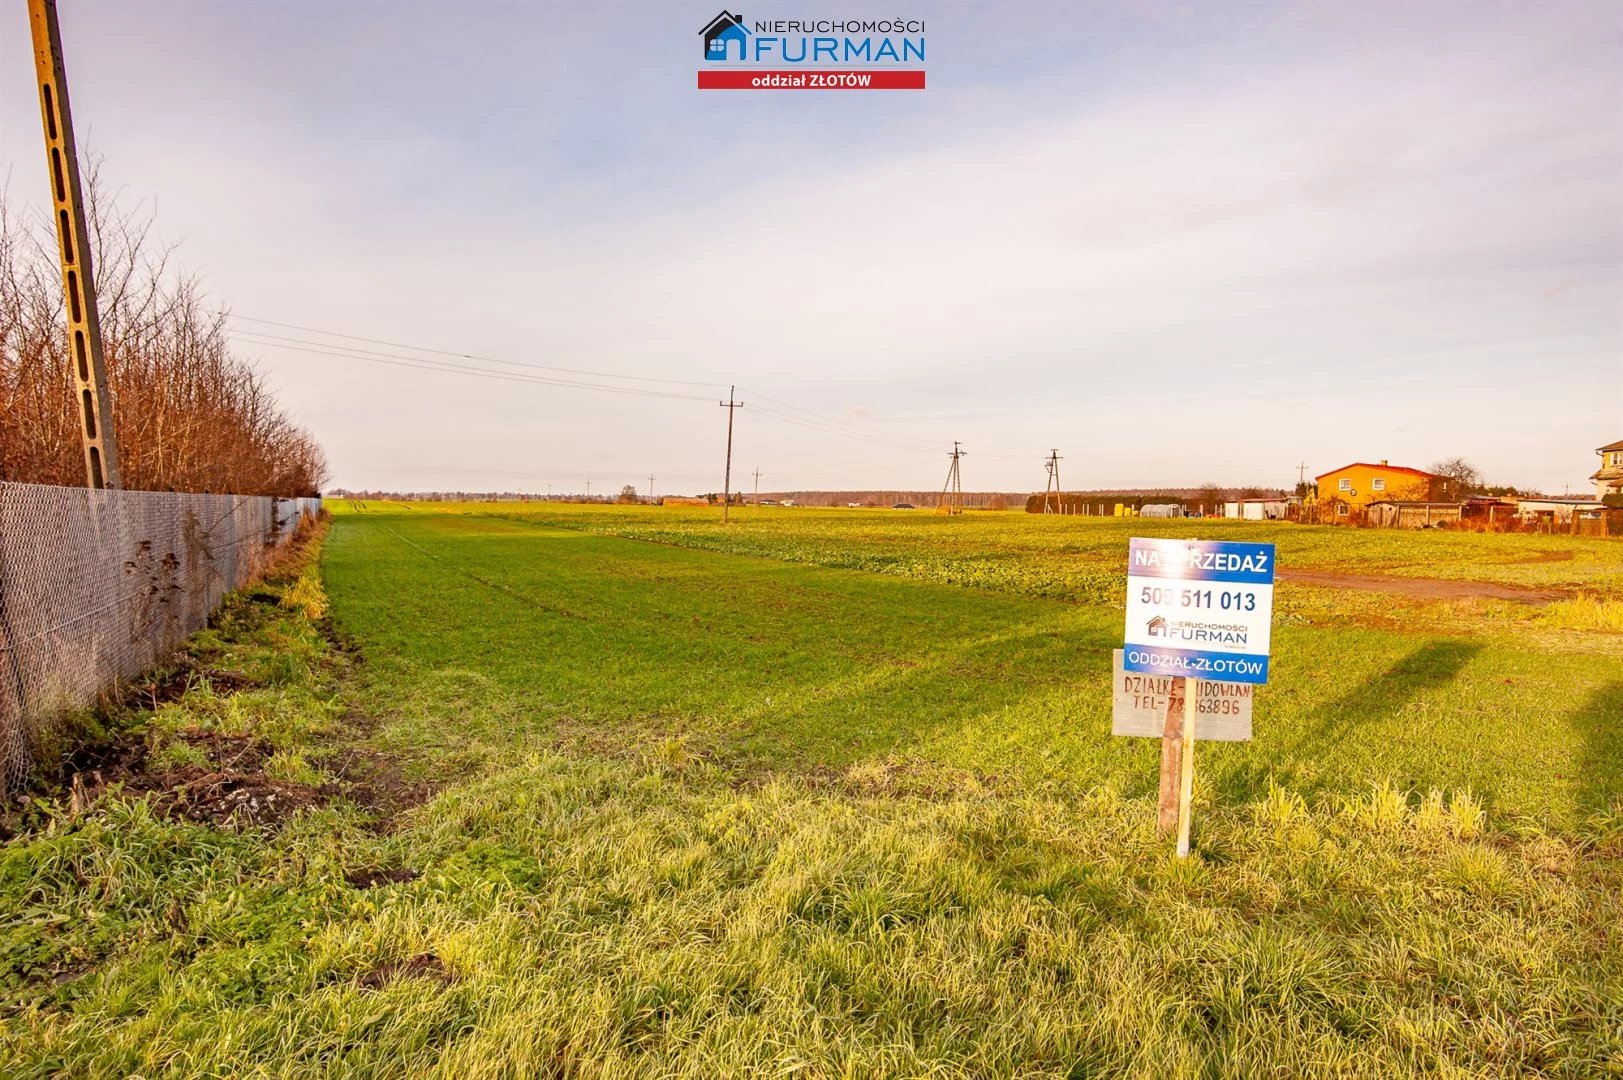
[
  {"left": 226, "top": 314, "right": 1217, "bottom": 471},
  {"left": 226, "top": 313, "right": 725, "bottom": 389},
  {"left": 749, "top": 412, "right": 939, "bottom": 456},
  {"left": 738, "top": 386, "right": 943, "bottom": 452},
  {"left": 228, "top": 332, "right": 715, "bottom": 402}
]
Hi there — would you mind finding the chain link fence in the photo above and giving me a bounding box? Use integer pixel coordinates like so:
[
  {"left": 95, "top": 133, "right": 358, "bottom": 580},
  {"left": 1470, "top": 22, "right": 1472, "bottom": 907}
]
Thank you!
[{"left": 0, "top": 482, "right": 322, "bottom": 793}]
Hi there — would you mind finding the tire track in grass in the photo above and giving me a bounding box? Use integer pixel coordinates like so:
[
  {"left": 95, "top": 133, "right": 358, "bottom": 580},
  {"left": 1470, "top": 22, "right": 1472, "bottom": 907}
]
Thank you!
[{"left": 382, "top": 523, "right": 591, "bottom": 621}]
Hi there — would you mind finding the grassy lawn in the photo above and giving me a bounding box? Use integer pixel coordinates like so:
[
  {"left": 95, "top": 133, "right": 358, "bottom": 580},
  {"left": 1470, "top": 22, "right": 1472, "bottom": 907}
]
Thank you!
[
  {"left": 422, "top": 500, "right": 1623, "bottom": 600},
  {"left": 2, "top": 505, "right": 1619, "bottom": 1077}
]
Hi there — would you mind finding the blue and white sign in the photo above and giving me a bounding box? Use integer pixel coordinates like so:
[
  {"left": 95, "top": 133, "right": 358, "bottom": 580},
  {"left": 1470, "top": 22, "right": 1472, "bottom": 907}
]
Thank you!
[{"left": 1123, "top": 537, "right": 1276, "bottom": 685}]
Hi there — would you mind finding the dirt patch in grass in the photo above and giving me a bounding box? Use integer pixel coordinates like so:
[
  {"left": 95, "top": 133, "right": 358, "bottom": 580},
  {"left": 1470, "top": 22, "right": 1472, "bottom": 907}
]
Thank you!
[
  {"left": 357, "top": 953, "right": 452, "bottom": 990},
  {"left": 1515, "top": 549, "right": 1575, "bottom": 564},
  {"left": 68, "top": 732, "right": 321, "bottom": 829},
  {"left": 115, "top": 768, "right": 320, "bottom": 828},
  {"left": 329, "top": 744, "right": 436, "bottom": 821},
  {"left": 1279, "top": 569, "right": 1568, "bottom": 605},
  {"left": 117, "top": 657, "right": 259, "bottom": 712},
  {"left": 60, "top": 719, "right": 433, "bottom": 831},
  {"left": 345, "top": 867, "right": 421, "bottom": 889}
]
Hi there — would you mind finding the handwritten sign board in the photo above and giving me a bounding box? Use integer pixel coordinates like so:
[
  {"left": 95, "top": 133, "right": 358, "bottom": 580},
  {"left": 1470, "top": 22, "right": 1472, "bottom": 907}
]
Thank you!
[
  {"left": 1110, "top": 650, "right": 1253, "bottom": 741},
  {"left": 1123, "top": 537, "right": 1275, "bottom": 685}
]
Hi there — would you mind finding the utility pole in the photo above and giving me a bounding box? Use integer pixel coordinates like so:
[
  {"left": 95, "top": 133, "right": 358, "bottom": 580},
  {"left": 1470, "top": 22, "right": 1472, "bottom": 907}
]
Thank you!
[
  {"left": 939, "top": 442, "right": 966, "bottom": 515},
  {"left": 719, "top": 386, "right": 743, "bottom": 523},
  {"left": 1043, "top": 449, "right": 1064, "bottom": 514},
  {"left": 585, "top": 478, "right": 591, "bottom": 500},
  {"left": 29, "top": 0, "right": 120, "bottom": 489},
  {"left": 752, "top": 467, "right": 761, "bottom": 505},
  {"left": 1296, "top": 461, "right": 1308, "bottom": 490},
  {"left": 648, "top": 475, "right": 655, "bottom": 503}
]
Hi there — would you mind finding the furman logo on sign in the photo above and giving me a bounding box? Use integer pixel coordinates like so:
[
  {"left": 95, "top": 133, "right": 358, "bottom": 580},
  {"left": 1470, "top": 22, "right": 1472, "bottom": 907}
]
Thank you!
[
  {"left": 696, "top": 9, "right": 927, "bottom": 90},
  {"left": 1123, "top": 538, "right": 1276, "bottom": 685},
  {"left": 1147, "top": 617, "right": 1249, "bottom": 646}
]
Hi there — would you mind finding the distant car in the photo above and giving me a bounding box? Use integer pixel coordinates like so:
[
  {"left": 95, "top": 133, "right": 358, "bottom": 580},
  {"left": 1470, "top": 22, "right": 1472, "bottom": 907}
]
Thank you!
[
  {"left": 892, "top": 503, "right": 915, "bottom": 510},
  {"left": 847, "top": 502, "right": 862, "bottom": 508}
]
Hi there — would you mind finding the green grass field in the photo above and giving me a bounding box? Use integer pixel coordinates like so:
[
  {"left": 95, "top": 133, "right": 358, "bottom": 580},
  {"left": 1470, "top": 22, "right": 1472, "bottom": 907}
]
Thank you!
[{"left": 3, "top": 505, "right": 1620, "bottom": 1077}]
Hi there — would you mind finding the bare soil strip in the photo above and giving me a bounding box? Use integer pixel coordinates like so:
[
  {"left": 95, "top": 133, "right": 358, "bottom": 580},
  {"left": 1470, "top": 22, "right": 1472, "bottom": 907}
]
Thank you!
[{"left": 1278, "top": 569, "right": 1567, "bottom": 605}]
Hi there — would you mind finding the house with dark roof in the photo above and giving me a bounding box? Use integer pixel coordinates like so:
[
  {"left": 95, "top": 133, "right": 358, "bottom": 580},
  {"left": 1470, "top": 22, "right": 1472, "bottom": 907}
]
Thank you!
[
  {"left": 700, "top": 11, "right": 749, "bottom": 61},
  {"left": 1591, "top": 438, "right": 1623, "bottom": 502}
]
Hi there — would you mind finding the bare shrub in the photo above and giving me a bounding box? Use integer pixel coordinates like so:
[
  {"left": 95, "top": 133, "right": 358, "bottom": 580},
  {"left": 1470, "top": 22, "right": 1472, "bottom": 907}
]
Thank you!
[{"left": 0, "top": 163, "right": 326, "bottom": 495}]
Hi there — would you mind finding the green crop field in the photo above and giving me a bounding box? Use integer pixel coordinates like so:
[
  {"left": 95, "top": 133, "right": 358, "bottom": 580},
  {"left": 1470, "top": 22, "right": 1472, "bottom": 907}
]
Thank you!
[{"left": 4, "top": 505, "right": 1620, "bottom": 1077}]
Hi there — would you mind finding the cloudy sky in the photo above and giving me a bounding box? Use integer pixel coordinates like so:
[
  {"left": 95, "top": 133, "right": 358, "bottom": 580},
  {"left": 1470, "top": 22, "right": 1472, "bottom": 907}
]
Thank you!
[{"left": 2, "top": 1, "right": 1618, "bottom": 494}]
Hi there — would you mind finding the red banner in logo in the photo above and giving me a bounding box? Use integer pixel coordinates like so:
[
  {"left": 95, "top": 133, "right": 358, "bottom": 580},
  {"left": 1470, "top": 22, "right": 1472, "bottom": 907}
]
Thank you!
[{"left": 697, "top": 70, "right": 926, "bottom": 90}]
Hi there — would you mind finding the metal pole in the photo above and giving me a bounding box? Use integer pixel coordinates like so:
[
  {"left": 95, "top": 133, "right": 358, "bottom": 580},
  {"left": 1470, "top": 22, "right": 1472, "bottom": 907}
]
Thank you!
[{"left": 28, "top": 0, "right": 120, "bottom": 489}]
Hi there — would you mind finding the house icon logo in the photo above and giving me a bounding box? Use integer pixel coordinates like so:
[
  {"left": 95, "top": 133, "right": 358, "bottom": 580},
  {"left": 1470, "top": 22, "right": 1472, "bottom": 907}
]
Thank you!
[
  {"left": 1146, "top": 615, "right": 1169, "bottom": 637},
  {"left": 700, "top": 11, "right": 749, "bottom": 61}
]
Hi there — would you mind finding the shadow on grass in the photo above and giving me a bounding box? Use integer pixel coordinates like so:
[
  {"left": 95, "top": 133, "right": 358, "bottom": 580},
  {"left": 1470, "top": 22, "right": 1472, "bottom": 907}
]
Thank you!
[
  {"left": 1573, "top": 679, "right": 1623, "bottom": 813},
  {"left": 1213, "top": 640, "right": 1483, "bottom": 804},
  {"left": 1306, "top": 640, "right": 1482, "bottom": 747},
  {"left": 730, "top": 616, "right": 1122, "bottom": 771}
]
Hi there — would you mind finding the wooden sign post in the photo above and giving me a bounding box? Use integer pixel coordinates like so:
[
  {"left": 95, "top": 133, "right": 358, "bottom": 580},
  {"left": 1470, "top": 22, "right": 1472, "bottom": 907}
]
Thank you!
[
  {"left": 1155, "top": 676, "right": 1186, "bottom": 834},
  {"left": 1176, "top": 677, "right": 1198, "bottom": 857},
  {"left": 1154, "top": 676, "right": 1199, "bottom": 856}
]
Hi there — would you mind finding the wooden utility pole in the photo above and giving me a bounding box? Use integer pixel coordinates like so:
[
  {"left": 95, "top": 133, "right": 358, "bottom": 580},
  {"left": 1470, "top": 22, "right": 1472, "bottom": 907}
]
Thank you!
[
  {"left": 751, "top": 467, "right": 761, "bottom": 505},
  {"left": 29, "top": 0, "right": 120, "bottom": 488},
  {"left": 648, "top": 475, "right": 655, "bottom": 502},
  {"left": 719, "top": 386, "right": 743, "bottom": 523}
]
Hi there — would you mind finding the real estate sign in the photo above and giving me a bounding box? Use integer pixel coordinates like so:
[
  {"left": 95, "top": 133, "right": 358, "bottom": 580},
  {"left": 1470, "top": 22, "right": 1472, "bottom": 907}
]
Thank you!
[{"left": 1123, "top": 537, "right": 1275, "bottom": 685}]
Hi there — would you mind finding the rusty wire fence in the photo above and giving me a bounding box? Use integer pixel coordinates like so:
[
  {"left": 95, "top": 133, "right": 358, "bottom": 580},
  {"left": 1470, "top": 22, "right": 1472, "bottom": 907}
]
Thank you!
[{"left": 0, "top": 482, "right": 322, "bottom": 793}]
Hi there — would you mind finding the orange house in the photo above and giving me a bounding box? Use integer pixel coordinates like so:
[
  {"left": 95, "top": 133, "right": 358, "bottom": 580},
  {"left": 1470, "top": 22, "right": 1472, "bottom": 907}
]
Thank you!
[{"left": 1315, "top": 461, "right": 1447, "bottom": 518}]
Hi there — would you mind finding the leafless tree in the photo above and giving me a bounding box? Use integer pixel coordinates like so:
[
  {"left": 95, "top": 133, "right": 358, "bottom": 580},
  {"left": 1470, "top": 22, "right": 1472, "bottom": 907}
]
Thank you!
[
  {"left": 1428, "top": 457, "right": 1482, "bottom": 496},
  {"left": 0, "top": 164, "right": 326, "bottom": 495}
]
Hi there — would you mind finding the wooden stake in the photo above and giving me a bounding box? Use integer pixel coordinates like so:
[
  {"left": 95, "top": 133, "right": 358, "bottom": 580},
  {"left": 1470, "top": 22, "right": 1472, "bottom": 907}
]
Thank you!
[
  {"left": 1176, "top": 678, "right": 1199, "bottom": 857},
  {"left": 1157, "top": 676, "right": 1187, "bottom": 834}
]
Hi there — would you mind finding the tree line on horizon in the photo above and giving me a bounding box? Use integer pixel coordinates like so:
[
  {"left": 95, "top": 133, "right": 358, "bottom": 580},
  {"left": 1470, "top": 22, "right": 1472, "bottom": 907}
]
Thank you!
[{"left": 0, "top": 164, "right": 326, "bottom": 497}]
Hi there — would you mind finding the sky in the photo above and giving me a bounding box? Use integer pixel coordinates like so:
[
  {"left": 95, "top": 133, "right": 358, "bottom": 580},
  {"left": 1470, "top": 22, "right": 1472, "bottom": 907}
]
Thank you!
[{"left": 2, "top": 0, "right": 1619, "bottom": 495}]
